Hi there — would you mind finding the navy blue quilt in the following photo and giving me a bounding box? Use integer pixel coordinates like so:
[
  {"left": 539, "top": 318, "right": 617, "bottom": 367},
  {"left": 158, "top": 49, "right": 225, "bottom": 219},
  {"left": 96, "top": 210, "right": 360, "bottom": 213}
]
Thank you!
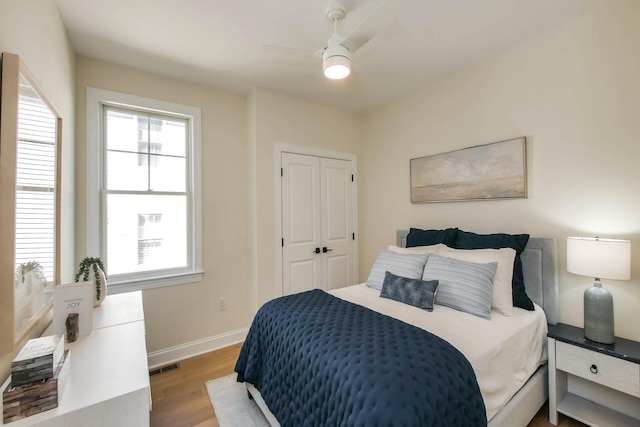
[{"left": 235, "top": 289, "right": 486, "bottom": 426}]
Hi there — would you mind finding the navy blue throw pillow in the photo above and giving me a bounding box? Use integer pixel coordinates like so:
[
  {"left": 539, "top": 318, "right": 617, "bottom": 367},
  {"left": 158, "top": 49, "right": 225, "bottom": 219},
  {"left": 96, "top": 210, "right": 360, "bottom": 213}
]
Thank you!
[
  {"left": 406, "top": 227, "right": 458, "bottom": 248},
  {"left": 380, "top": 271, "right": 439, "bottom": 311},
  {"left": 454, "top": 229, "right": 534, "bottom": 311}
]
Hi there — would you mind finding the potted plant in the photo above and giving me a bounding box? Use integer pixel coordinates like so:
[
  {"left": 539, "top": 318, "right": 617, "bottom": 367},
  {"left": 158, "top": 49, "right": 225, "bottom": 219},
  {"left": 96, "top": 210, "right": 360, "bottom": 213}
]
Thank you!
[
  {"left": 15, "top": 260, "right": 48, "bottom": 293},
  {"left": 75, "top": 257, "right": 108, "bottom": 307}
]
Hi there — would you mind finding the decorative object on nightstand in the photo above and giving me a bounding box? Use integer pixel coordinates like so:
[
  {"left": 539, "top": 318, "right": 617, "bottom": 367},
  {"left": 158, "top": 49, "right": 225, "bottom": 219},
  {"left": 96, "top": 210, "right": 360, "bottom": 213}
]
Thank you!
[
  {"left": 3, "top": 335, "right": 70, "bottom": 423},
  {"left": 53, "top": 281, "right": 94, "bottom": 340},
  {"left": 10, "top": 335, "right": 64, "bottom": 386},
  {"left": 65, "top": 313, "right": 79, "bottom": 343},
  {"left": 75, "top": 257, "right": 108, "bottom": 307},
  {"left": 566, "top": 236, "right": 631, "bottom": 344}
]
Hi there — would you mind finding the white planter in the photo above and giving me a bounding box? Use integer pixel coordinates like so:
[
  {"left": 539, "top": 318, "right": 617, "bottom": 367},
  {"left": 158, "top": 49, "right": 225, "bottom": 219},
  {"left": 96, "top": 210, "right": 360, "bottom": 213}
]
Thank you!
[{"left": 82, "top": 266, "right": 108, "bottom": 307}]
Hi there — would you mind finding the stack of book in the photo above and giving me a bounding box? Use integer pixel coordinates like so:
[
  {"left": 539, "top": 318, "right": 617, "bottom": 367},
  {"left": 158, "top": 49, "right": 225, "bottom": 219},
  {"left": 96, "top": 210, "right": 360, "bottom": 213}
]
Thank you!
[{"left": 2, "top": 335, "right": 70, "bottom": 423}]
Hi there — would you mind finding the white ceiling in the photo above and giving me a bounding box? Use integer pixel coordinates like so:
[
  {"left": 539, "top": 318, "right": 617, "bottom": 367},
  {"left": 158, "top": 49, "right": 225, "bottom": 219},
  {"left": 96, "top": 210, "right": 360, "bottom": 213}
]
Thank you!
[{"left": 55, "top": 0, "right": 602, "bottom": 113}]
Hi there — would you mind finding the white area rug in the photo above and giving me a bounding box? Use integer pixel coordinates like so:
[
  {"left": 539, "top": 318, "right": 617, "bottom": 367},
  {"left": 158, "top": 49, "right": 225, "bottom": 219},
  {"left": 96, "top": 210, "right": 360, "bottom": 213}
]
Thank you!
[{"left": 206, "top": 374, "right": 270, "bottom": 427}]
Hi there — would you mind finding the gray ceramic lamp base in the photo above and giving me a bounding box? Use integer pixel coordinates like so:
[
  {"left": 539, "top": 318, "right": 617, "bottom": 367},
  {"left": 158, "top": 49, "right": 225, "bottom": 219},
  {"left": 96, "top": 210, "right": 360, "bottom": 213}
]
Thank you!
[{"left": 584, "top": 281, "right": 615, "bottom": 344}]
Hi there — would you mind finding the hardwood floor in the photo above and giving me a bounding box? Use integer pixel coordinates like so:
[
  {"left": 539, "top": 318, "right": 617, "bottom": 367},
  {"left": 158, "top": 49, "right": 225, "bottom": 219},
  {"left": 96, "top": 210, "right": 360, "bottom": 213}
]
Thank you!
[
  {"left": 149, "top": 343, "right": 586, "bottom": 427},
  {"left": 150, "top": 343, "right": 243, "bottom": 427}
]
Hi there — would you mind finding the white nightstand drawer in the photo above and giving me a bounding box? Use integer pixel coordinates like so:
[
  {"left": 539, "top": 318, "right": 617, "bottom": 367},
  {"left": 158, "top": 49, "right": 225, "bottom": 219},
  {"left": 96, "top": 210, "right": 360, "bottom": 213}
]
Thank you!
[{"left": 556, "top": 341, "right": 640, "bottom": 397}]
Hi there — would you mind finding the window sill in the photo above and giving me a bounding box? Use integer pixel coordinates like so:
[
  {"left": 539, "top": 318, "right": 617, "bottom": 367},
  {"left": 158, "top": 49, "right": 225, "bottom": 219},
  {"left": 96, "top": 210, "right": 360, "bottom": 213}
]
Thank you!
[{"left": 107, "top": 271, "right": 204, "bottom": 294}]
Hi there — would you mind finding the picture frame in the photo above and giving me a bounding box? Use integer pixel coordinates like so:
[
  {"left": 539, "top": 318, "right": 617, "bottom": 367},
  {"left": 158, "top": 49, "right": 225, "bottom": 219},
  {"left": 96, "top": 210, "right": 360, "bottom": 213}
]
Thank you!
[{"left": 410, "top": 137, "right": 527, "bottom": 203}]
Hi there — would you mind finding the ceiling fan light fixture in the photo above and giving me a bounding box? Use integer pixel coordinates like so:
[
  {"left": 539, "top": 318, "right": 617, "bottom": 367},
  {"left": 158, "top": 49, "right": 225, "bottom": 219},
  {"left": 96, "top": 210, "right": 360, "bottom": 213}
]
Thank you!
[
  {"left": 323, "top": 43, "right": 351, "bottom": 79},
  {"left": 324, "top": 58, "right": 351, "bottom": 79}
]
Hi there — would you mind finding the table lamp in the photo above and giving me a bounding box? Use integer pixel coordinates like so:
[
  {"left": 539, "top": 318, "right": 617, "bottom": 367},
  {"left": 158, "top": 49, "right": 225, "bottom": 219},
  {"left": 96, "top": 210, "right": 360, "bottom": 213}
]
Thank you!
[{"left": 566, "top": 236, "right": 631, "bottom": 344}]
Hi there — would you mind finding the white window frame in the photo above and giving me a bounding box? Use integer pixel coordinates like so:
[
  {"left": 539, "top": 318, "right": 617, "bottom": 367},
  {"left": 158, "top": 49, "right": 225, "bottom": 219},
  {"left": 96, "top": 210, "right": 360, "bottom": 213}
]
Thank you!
[{"left": 86, "top": 87, "right": 203, "bottom": 292}]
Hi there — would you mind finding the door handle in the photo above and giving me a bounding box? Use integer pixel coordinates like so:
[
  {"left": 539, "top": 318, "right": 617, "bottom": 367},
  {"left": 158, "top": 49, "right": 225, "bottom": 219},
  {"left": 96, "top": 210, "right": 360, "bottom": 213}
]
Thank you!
[
  {"left": 322, "top": 247, "right": 333, "bottom": 253},
  {"left": 313, "top": 248, "right": 321, "bottom": 254}
]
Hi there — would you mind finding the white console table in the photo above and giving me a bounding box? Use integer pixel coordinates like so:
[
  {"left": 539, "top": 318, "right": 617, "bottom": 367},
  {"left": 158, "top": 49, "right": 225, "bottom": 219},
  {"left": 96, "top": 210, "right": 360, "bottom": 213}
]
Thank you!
[{"left": 1, "top": 291, "right": 150, "bottom": 426}]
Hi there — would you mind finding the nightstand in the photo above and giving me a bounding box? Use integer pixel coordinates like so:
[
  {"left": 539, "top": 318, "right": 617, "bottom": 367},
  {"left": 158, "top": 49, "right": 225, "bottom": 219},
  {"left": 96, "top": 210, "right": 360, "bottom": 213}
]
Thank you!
[{"left": 548, "top": 323, "right": 640, "bottom": 426}]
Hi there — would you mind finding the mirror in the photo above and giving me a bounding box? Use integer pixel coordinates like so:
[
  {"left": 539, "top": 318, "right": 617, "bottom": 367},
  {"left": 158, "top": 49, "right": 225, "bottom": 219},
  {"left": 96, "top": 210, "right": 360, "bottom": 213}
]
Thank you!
[{"left": 0, "top": 52, "right": 61, "bottom": 352}]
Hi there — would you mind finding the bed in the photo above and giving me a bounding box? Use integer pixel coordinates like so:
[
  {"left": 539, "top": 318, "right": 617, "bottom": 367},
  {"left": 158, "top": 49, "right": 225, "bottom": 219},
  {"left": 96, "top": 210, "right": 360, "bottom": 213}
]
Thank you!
[{"left": 236, "top": 230, "right": 559, "bottom": 427}]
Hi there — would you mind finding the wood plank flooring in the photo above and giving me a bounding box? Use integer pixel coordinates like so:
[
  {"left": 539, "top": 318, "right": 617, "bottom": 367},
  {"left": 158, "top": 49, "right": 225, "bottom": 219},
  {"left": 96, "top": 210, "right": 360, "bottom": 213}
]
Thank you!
[
  {"left": 150, "top": 343, "right": 242, "bottom": 427},
  {"left": 149, "top": 343, "right": 586, "bottom": 427}
]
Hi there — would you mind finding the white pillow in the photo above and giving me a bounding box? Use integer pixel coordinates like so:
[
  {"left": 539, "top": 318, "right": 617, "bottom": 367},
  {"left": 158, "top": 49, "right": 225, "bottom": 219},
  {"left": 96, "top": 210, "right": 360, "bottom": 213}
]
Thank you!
[
  {"left": 435, "top": 246, "right": 516, "bottom": 316},
  {"left": 387, "top": 243, "right": 447, "bottom": 255}
]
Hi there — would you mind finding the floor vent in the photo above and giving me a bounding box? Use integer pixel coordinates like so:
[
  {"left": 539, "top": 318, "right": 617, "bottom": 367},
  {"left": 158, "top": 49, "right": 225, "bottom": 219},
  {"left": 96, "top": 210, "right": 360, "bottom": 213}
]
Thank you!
[{"left": 149, "top": 363, "right": 179, "bottom": 376}]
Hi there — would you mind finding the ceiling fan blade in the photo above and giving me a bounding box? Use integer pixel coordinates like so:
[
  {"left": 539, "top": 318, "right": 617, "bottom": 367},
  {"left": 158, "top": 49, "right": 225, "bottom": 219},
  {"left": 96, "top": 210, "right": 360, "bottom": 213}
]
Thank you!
[
  {"left": 347, "top": 66, "right": 363, "bottom": 87},
  {"left": 262, "top": 44, "right": 322, "bottom": 58},
  {"left": 350, "top": 20, "right": 402, "bottom": 57},
  {"left": 342, "top": 0, "right": 403, "bottom": 46}
]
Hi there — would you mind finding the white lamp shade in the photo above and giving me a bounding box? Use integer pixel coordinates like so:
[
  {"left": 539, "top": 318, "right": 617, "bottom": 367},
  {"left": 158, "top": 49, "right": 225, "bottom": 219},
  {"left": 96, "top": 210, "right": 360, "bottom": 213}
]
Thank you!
[
  {"left": 324, "top": 62, "right": 350, "bottom": 79},
  {"left": 323, "top": 44, "right": 351, "bottom": 79},
  {"left": 567, "top": 237, "right": 631, "bottom": 280}
]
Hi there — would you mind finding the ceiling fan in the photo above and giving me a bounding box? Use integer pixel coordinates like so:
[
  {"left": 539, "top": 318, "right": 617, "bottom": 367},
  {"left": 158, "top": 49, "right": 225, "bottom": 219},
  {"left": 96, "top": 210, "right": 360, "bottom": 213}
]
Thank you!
[{"left": 263, "top": 0, "right": 401, "bottom": 80}]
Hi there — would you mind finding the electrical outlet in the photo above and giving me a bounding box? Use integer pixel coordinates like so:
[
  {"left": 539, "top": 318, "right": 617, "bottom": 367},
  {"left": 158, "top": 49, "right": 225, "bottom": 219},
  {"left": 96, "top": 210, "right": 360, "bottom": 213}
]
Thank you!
[{"left": 218, "top": 297, "right": 227, "bottom": 311}]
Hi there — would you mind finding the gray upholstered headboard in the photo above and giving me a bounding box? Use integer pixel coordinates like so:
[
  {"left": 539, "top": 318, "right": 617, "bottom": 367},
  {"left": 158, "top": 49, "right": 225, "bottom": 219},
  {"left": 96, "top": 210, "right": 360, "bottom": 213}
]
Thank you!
[{"left": 396, "top": 230, "right": 559, "bottom": 325}]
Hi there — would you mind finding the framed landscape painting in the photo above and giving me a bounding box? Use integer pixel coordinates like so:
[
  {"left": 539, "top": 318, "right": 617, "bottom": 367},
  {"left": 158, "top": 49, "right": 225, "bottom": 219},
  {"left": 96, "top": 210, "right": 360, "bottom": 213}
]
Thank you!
[{"left": 410, "top": 137, "right": 527, "bottom": 203}]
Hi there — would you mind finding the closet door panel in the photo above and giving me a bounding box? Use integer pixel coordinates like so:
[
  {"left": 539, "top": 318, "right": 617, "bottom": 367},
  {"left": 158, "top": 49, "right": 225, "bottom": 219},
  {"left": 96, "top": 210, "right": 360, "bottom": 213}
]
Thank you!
[
  {"left": 320, "top": 158, "right": 353, "bottom": 290},
  {"left": 281, "top": 153, "right": 321, "bottom": 295}
]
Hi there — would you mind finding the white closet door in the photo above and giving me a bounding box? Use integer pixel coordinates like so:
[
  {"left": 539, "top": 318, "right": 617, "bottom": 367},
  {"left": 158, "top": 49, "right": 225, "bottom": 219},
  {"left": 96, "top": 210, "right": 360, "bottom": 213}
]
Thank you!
[
  {"left": 320, "top": 158, "right": 354, "bottom": 290},
  {"left": 281, "top": 152, "right": 355, "bottom": 295},
  {"left": 281, "top": 153, "right": 322, "bottom": 295}
]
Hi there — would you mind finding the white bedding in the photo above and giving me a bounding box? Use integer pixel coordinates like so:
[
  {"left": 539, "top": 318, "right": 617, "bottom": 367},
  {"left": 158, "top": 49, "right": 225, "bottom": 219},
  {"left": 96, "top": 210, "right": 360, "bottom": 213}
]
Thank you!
[{"left": 330, "top": 283, "right": 548, "bottom": 421}]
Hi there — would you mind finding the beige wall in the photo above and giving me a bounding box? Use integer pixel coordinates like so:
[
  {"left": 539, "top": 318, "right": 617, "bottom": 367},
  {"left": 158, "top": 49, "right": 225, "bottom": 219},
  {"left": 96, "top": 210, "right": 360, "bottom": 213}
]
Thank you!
[
  {"left": 249, "top": 89, "right": 362, "bottom": 309},
  {"left": 74, "top": 58, "right": 250, "bottom": 355},
  {"left": 360, "top": 0, "right": 640, "bottom": 340},
  {"left": 0, "top": 0, "right": 75, "bottom": 382}
]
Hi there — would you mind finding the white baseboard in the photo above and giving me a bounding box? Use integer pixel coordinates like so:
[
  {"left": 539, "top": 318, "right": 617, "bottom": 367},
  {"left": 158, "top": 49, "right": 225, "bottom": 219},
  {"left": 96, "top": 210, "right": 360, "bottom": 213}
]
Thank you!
[{"left": 147, "top": 327, "right": 248, "bottom": 370}]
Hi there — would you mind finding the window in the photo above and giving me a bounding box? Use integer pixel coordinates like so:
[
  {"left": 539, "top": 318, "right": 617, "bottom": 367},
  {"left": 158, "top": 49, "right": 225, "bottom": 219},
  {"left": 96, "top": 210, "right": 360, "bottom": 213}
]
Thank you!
[{"left": 86, "top": 88, "right": 202, "bottom": 291}]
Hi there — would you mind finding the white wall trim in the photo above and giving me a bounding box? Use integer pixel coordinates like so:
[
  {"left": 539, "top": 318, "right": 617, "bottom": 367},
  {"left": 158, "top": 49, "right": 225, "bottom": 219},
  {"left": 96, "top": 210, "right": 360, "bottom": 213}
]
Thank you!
[
  {"left": 274, "top": 143, "right": 359, "bottom": 297},
  {"left": 147, "top": 327, "right": 248, "bottom": 369}
]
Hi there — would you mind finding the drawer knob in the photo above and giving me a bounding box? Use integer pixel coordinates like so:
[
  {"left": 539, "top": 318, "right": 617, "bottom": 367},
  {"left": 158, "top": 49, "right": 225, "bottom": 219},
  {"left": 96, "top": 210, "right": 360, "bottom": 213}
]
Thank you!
[{"left": 590, "top": 364, "right": 598, "bottom": 374}]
